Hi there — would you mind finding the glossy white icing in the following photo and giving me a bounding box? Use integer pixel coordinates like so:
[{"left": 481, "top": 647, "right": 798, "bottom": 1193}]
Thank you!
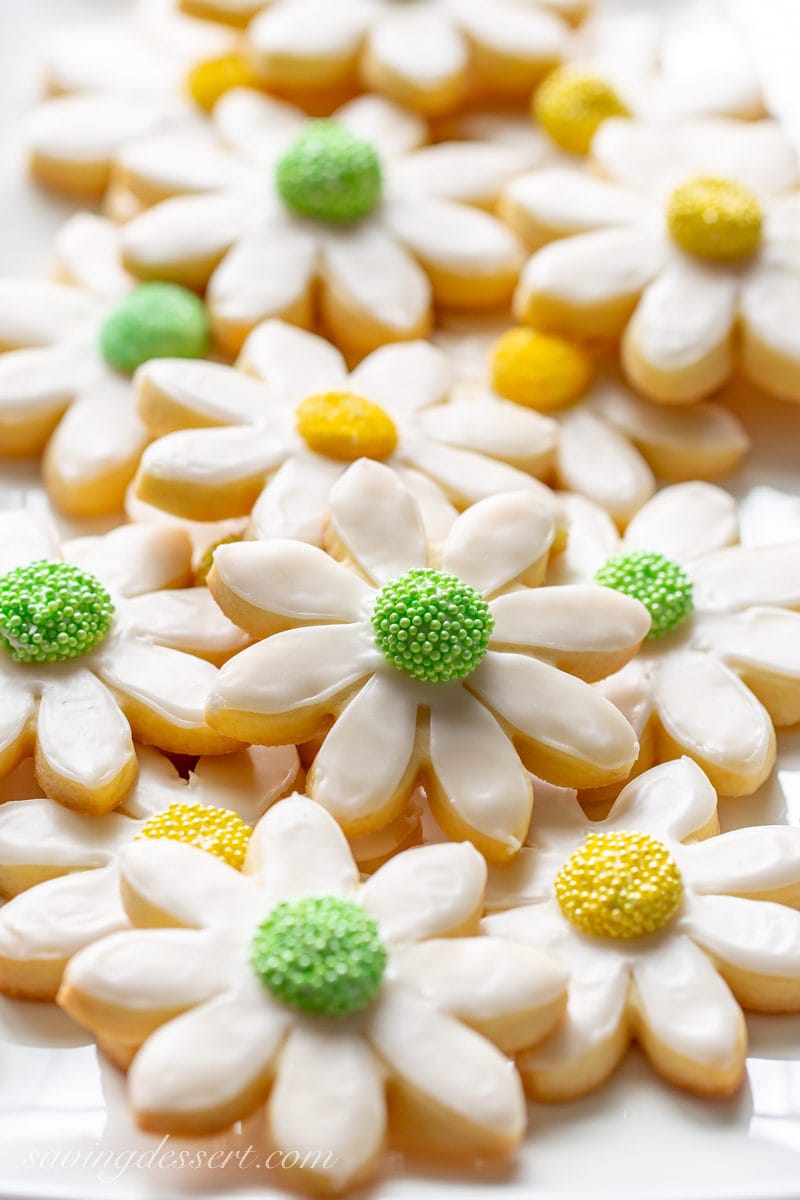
[
  {"left": 483, "top": 759, "right": 800, "bottom": 1091},
  {"left": 63, "top": 794, "right": 564, "bottom": 1185}
]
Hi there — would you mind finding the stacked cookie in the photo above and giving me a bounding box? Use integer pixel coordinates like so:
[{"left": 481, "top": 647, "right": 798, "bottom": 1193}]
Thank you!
[{"left": 1, "top": 0, "right": 800, "bottom": 1193}]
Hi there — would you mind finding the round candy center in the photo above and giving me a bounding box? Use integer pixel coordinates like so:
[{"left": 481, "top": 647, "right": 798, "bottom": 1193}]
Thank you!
[
  {"left": 666, "top": 176, "right": 763, "bottom": 261},
  {"left": 137, "top": 801, "right": 252, "bottom": 870},
  {"left": 534, "top": 68, "right": 630, "bottom": 156},
  {"left": 595, "top": 550, "right": 693, "bottom": 641},
  {"left": 491, "top": 327, "right": 593, "bottom": 411},
  {"left": 296, "top": 391, "right": 398, "bottom": 461},
  {"left": 99, "top": 283, "right": 211, "bottom": 375},
  {"left": 186, "top": 55, "right": 262, "bottom": 113},
  {"left": 0, "top": 560, "right": 114, "bottom": 664},
  {"left": 371, "top": 568, "right": 493, "bottom": 683},
  {"left": 251, "top": 896, "right": 387, "bottom": 1016},
  {"left": 555, "top": 830, "right": 683, "bottom": 939},
  {"left": 276, "top": 121, "right": 383, "bottom": 224}
]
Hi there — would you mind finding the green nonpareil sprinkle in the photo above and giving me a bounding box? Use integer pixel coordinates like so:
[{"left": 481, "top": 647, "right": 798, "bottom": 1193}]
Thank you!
[
  {"left": 595, "top": 550, "right": 693, "bottom": 640},
  {"left": 275, "top": 120, "right": 383, "bottom": 224},
  {"left": 99, "top": 283, "right": 210, "bottom": 375},
  {"left": 0, "top": 560, "right": 114, "bottom": 663}
]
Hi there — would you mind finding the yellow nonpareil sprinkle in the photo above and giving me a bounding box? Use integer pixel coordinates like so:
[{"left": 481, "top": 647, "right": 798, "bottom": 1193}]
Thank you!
[
  {"left": 555, "top": 830, "right": 683, "bottom": 939},
  {"left": 667, "top": 176, "right": 763, "bottom": 261},
  {"left": 137, "top": 801, "right": 252, "bottom": 870},
  {"left": 534, "top": 68, "right": 630, "bottom": 156},
  {"left": 296, "top": 391, "right": 398, "bottom": 461},
  {"left": 491, "top": 327, "right": 592, "bottom": 411}
]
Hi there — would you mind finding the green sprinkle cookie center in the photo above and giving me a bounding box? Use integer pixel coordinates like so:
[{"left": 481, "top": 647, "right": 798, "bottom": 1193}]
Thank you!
[
  {"left": 371, "top": 568, "right": 494, "bottom": 682},
  {"left": 251, "top": 896, "right": 387, "bottom": 1017},
  {"left": 595, "top": 550, "right": 693, "bottom": 640},
  {"left": 0, "top": 560, "right": 114, "bottom": 664},
  {"left": 100, "top": 283, "right": 210, "bottom": 375},
  {"left": 275, "top": 120, "right": 383, "bottom": 224}
]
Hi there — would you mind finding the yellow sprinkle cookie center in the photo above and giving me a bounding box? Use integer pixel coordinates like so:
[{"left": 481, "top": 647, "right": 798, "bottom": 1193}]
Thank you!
[
  {"left": 186, "top": 56, "right": 262, "bottom": 113},
  {"left": 491, "top": 327, "right": 593, "bottom": 411},
  {"left": 555, "top": 830, "right": 683, "bottom": 939},
  {"left": 667, "top": 176, "right": 763, "bottom": 262},
  {"left": 137, "top": 801, "right": 252, "bottom": 870},
  {"left": 296, "top": 391, "right": 398, "bottom": 462},
  {"left": 534, "top": 68, "right": 630, "bottom": 156}
]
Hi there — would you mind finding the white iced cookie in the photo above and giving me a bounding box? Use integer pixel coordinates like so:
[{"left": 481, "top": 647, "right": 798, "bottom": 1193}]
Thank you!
[
  {"left": 549, "top": 480, "right": 800, "bottom": 798},
  {"left": 436, "top": 317, "right": 749, "bottom": 528},
  {"left": 243, "top": 0, "right": 583, "bottom": 115},
  {"left": 485, "top": 758, "right": 800, "bottom": 1100},
  {"left": 0, "top": 743, "right": 298, "bottom": 1000},
  {"left": 0, "top": 511, "right": 248, "bottom": 814},
  {"left": 204, "top": 459, "right": 646, "bottom": 861},
  {"left": 133, "top": 318, "right": 558, "bottom": 540},
  {"left": 507, "top": 117, "right": 800, "bottom": 403},
  {"left": 59, "top": 795, "right": 568, "bottom": 1193},
  {"left": 0, "top": 214, "right": 212, "bottom": 517},
  {"left": 27, "top": 0, "right": 243, "bottom": 198},
  {"left": 117, "top": 89, "right": 529, "bottom": 357}
]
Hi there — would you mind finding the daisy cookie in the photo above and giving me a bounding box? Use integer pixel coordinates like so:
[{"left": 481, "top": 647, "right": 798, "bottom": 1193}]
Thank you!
[
  {"left": 204, "top": 458, "right": 647, "bottom": 861},
  {"left": 0, "top": 214, "right": 210, "bottom": 516},
  {"left": 506, "top": 116, "right": 800, "bottom": 404},
  {"left": 436, "top": 318, "right": 749, "bottom": 527},
  {"left": 59, "top": 794, "right": 569, "bottom": 1192},
  {"left": 133, "top": 318, "right": 559, "bottom": 540},
  {"left": 484, "top": 758, "right": 800, "bottom": 1100},
  {"left": 0, "top": 743, "right": 298, "bottom": 1000},
  {"left": 27, "top": 0, "right": 242, "bottom": 199},
  {"left": 116, "top": 89, "right": 529, "bottom": 357},
  {"left": 0, "top": 512, "right": 247, "bottom": 814},
  {"left": 550, "top": 481, "right": 800, "bottom": 798},
  {"left": 243, "top": 0, "right": 585, "bottom": 116}
]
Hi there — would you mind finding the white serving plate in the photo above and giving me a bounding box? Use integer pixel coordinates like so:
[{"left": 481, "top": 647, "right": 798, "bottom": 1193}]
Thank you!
[{"left": 2, "top": 1, "right": 800, "bottom": 1197}]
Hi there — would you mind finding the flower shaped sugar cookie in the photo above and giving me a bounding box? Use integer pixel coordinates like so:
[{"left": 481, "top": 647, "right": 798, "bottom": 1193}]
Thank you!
[
  {"left": 484, "top": 758, "right": 800, "bottom": 1100},
  {"left": 0, "top": 512, "right": 247, "bottom": 814},
  {"left": 134, "top": 318, "right": 559, "bottom": 541},
  {"left": 435, "top": 317, "right": 748, "bottom": 527},
  {"left": 507, "top": 117, "right": 800, "bottom": 403},
  {"left": 27, "top": 0, "right": 241, "bottom": 198},
  {"left": 0, "top": 214, "right": 210, "bottom": 515},
  {"left": 550, "top": 481, "right": 800, "bottom": 797},
  {"left": 244, "top": 0, "right": 583, "bottom": 115},
  {"left": 205, "top": 459, "right": 647, "bottom": 861},
  {"left": 60, "top": 794, "right": 569, "bottom": 1192},
  {"left": 0, "top": 743, "right": 298, "bottom": 999},
  {"left": 117, "top": 89, "right": 529, "bottom": 357}
]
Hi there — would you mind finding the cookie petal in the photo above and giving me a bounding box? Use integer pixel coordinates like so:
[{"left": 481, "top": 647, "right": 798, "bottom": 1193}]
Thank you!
[
  {"left": 361, "top": 841, "right": 486, "bottom": 943},
  {"left": 269, "top": 1027, "right": 386, "bottom": 1193},
  {"left": 121, "top": 589, "right": 249, "bottom": 662},
  {"left": 502, "top": 167, "right": 648, "bottom": 248},
  {"left": 0, "top": 796, "right": 131, "bottom": 881},
  {"left": 607, "top": 757, "right": 718, "bottom": 842},
  {"left": 60, "top": 926, "right": 233, "bottom": 1038},
  {"left": 623, "top": 481, "right": 738, "bottom": 563},
  {"left": 631, "top": 934, "right": 745, "bottom": 1086},
  {"left": 238, "top": 319, "right": 347, "bottom": 402},
  {"left": 245, "top": 795, "right": 360, "bottom": 907},
  {"left": 249, "top": 455, "right": 345, "bottom": 544},
  {"left": 691, "top": 542, "right": 800, "bottom": 611},
  {"left": 392, "top": 142, "right": 535, "bottom": 207},
  {"left": 442, "top": 491, "right": 554, "bottom": 595},
  {"left": 248, "top": 0, "right": 369, "bottom": 91},
  {"left": 366, "top": 982, "right": 526, "bottom": 1155},
  {"left": 705, "top": 607, "right": 800, "bottom": 725},
  {"left": 365, "top": 5, "right": 468, "bottom": 112},
  {"left": 328, "top": 459, "right": 427, "bottom": 585},
  {"left": 0, "top": 511, "right": 61, "bottom": 573},
  {"left": 37, "top": 671, "right": 135, "bottom": 814},
  {"left": 741, "top": 264, "right": 800, "bottom": 402},
  {"left": 0, "top": 280, "right": 100, "bottom": 350},
  {"left": 427, "top": 687, "right": 531, "bottom": 859},
  {"left": 407, "top": 436, "right": 559, "bottom": 511},
  {"left": 417, "top": 398, "right": 556, "bottom": 477},
  {"left": 685, "top": 894, "right": 800, "bottom": 1001},
  {"left": 211, "top": 539, "right": 372, "bottom": 633},
  {"left": 623, "top": 260, "right": 738, "bottom": 403},
  {"left": 0, "top": 344, "right": 95, "bottom": 457},
  {"left": 555, "top": 408, "right": 655, "bottom": 527},
  {"left": 64, "top": 522, "right": 191, "bottom": 597},
  {"left": 213, "top": 89, "right": 306, "bottom": 163},
  {"left": 306, "top": 673, "right": 419, "bottom": 834},
  {"left": 129, "top": 981, "right": 289, "bottom": 1133},
  {"left": 654, "top": 652, "right": 775, "bottom": 796},
  {"left": 337, "top": 94, "right": 427, "bottom": 159},
  {"left": 490, "top": 585, "right": 650, "bottom": 679},
  {"left": 136, "top": 358, "right": 270, "bottom": 433},
  {"left": 470, "top": 651, "right": 639, "bottom": 788},
  {"left": 391, "top": 936, "right": 567, "bottom": 1052},
  {"left": 348, "top": 340, "right": 450, "bottom": 417},
  {"left": 119, "top": 839, "right": 259, "bottom": 929},
  {"left": 122, "top": 193, "right": 248, "bottom": 288},
  {"left": 680, "top": 826, "right": 800, "bottom": 898}
]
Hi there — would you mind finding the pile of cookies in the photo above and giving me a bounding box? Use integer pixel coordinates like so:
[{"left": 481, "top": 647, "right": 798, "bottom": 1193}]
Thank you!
[{"left": 2, "top": 0, "right": 800, "bottom": 1192}]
